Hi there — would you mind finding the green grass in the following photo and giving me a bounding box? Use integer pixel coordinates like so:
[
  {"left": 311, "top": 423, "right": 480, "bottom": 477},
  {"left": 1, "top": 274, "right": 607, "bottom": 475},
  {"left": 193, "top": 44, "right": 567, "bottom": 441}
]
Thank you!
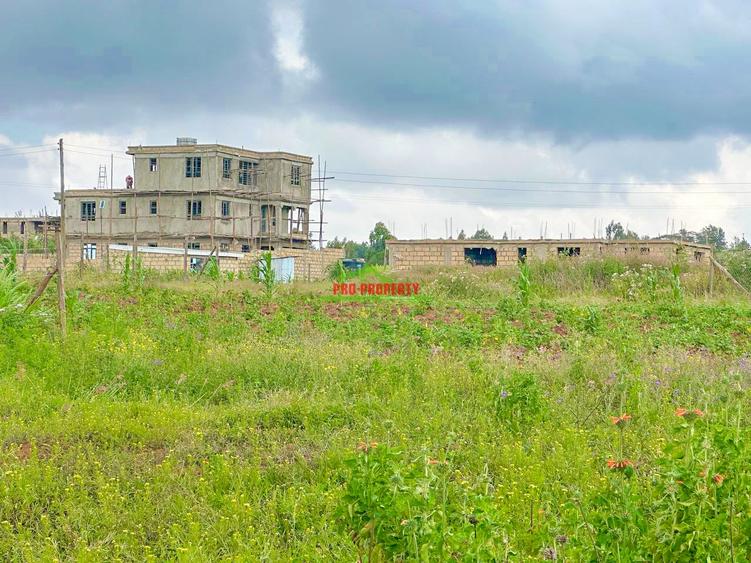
[{"left": 0, "top": 261, "right": 750, "bottom": 560}]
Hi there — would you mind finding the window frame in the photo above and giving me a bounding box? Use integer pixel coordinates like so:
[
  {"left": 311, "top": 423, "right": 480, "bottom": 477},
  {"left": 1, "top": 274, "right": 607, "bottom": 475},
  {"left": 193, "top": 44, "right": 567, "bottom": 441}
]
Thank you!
[
  {"left": 80, "top": 200, "right": 97, "bottom": 221},
  {"left": 239, "top": 160, "right": 257, "bottom": 186},
  {"left": 222, "top": 158, "right": 231, "bottom": 179},
  {"left": 186, "top": 199, "right": 202, "bottom": 218},
  {"left": 149, "top": 158, "right": 158, "bottom": 172},
  {"left": 82, "top": 243, "right": 97, "bottom": 260},
  {"left": 185, "top": 156, "right": 202, "bottom": 178},
  {"left": 119, "top": 200, "right": 127, "bottom": 215},
  {"left": 149, "top": 200, "right": 158, "bottom": 215},
  {"left": 221, "top": 200, "right": 231, "bottom": 218},
  {"left": 290, "top": 164, "right": 301, "bottom": 186}
]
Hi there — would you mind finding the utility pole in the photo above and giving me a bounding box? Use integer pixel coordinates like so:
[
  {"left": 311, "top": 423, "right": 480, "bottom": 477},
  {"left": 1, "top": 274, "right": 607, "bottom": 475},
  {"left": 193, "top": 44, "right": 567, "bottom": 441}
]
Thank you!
[
  {"left": 107, "top": 153, "right": 113, "bottom": 269},
  {"left": 311, "top": 157, "right": 333, "bottom": 249},
  {"left": 132, "top": 154, "right": 138, "bottom": 262},
  {"left": 57, "top": 138, "right": 67, "bottom": 338}
]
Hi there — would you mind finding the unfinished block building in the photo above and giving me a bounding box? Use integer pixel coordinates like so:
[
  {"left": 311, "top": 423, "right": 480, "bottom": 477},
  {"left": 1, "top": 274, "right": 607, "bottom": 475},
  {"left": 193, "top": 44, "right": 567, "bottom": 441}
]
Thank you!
[
  {"left": 386, "top": 238, "right": 712, "bottom": 269},
  {"left": 56, "top": 138, "right": 313, "bottom": 263}
]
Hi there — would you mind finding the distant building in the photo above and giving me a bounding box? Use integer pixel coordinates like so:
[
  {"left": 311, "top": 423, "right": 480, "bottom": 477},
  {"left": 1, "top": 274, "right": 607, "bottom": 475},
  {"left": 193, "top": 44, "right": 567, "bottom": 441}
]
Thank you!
[
  {"left": 56, "top": 138, "right": 313, "bottom": 261},
  {"left": 386, "top": 238, "right": 713, "bottom": 269},
  {"left": 0, "top": 215, "right": 59, "bottom": 238}
]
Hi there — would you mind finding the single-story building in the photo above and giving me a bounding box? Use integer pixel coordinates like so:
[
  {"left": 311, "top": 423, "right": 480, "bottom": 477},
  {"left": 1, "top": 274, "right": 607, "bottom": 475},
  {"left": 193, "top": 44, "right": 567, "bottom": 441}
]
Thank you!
[{"left": 385, "top": 238, "right": 712, "bottom": 270}]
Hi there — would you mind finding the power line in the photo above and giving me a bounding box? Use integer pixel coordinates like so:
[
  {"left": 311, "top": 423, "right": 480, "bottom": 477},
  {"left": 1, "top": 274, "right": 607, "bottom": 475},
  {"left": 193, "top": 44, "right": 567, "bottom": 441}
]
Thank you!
[
  {"left": 328, "top": 191, "right": 751, "bottom": 210},
  {"left": 64, "top": 149, "right": 131, "bottom": 160},
  {"left": 0, "top": 148, "right": 57, "bottom": 158},
  {"left": 331, "top": 169, "right": 751, "bottom": 187},
  {"left": 65, "top": 143, "right": 127, "bottom": 153},
  {"left": 330, "top": 177, "right": 751, "bottom": 195},
  {"left": 0, "top": 144, "right": 56, "bottom": 154}
]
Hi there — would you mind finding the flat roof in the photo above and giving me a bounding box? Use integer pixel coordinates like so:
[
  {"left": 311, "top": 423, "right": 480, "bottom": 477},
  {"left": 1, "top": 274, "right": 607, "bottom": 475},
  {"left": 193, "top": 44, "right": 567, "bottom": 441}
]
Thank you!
[
  {"left": 387, "top": 238, "right": 712, "bottom": 250},
  {"left": 126, "top": 143, "right": 313, "bottom": 163}
]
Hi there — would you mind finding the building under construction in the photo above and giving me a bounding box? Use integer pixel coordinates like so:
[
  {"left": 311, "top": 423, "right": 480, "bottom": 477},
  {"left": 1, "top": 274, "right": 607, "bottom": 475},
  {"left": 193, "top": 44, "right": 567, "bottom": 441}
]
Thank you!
[
  {"left": 386, "top": 238, "right": 713, "bottom": 269},
  {"left": 55, "top": 138, "right": 314, "bottom": 261}
]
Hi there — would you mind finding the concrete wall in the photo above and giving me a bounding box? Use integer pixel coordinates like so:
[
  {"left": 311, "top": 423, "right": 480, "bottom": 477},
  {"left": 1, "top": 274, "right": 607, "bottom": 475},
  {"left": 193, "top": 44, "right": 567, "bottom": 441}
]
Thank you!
[
  {"left": 102, "top": 246, "right": 343, "bottom": 280},
  {"left": 5, "top": 244, "right": 344, "bottom": 281},
  {"left": 1, "top": 217, "right": 56, "bottom": 237},
  {"left": 386, "top": 239, "right": 712, "bottom": 270}
]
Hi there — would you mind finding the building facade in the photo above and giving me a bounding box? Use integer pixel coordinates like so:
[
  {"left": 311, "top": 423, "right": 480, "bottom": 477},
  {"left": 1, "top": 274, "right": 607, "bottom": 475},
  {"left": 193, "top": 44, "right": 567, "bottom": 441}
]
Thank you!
[
  {"left": 57, "top": 139, "right": 313, "bottom": 259},
  {"left": 386, "top": 238, "right": 713, "bottom": 269},
  {"left": 1, "top": 216, "right": 58, "bottom": 238}
]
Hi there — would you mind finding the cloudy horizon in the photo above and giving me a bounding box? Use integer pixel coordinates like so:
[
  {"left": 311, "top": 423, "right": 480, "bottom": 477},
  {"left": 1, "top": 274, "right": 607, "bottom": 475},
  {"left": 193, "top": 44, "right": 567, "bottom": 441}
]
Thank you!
[{"left": 2, "top": 1, "right": 751, "bottom": 243}]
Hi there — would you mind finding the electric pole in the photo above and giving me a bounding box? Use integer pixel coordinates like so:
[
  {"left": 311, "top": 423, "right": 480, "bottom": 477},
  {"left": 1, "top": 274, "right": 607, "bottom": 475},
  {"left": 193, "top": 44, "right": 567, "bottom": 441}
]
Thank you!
[{"left": 57, "top": 138, "right": 67, "bottom": 338}]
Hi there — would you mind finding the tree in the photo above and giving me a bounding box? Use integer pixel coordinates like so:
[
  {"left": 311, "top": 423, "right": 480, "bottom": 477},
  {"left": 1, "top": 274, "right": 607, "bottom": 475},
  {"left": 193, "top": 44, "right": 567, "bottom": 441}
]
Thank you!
[
  {"left": 604, "top": 221, "right": 638, "bottom": 240},
  {"left": 344, "top": 240, "right": 368, "bottom": 260},
  {"left": 472, "top": 228, "right": 493, "bottom": 240},
  {"left": 326, "top": 237, "right": 346, "bottom": 249},
  {"left": 700, "top": 224, "right": 726, "bottom": 249},
  {"left": 730, "top": 236, "right": 750, "bottom": 251},
  {"left": 457, "top": 229, "right": 466, "bottom": 240},
  {"left": 367, "top": 222, "right": 395, "bottom": 265},
  {"left": 605, "top": 221, "right": 624, "bottom": 240}
]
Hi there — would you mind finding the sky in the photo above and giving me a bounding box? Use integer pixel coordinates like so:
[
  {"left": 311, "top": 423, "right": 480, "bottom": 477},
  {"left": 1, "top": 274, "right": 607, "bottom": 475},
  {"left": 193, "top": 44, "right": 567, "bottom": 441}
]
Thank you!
[{"left": 2, "top": 0, "right": 751, "bottom": 243}]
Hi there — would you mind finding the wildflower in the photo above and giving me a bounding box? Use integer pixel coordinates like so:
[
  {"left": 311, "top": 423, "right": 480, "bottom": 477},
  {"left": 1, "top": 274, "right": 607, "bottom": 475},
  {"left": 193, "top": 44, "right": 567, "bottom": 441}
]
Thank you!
[
  {"left": 607, "top": 459, "right": 634, "bottom": 471},
  {"left": 675, "top": 408, "right": 704, "bottom": 420},
  {"left": 427, "top": 458, "right": 440, "bottom": 465},
  {"left": 712, "top": 473, "right": 725, "bottom": 485},
  {"left": 500, "top": 389, "right": 510, "bottom": 399},
  {"left": 610, "top": 413, "right": 632, "bottom": 427},
  {"left": 541, "top": 546, "right": 557, "bottom": 560},
  {"left": 699, "top": 469, "right": 707, "bottom": 477},
  {"left": 555, "top": 535, "right": 568, "bottom": 545},
  {"left": 356, "top": 441, "right": 378, "bottom": 452}
]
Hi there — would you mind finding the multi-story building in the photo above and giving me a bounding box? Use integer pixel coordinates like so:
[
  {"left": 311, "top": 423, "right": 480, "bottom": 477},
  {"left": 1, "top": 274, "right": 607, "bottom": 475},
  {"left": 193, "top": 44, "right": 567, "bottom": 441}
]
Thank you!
[{"left": 57, "top": 138, "right": 313, "bottom": 257}]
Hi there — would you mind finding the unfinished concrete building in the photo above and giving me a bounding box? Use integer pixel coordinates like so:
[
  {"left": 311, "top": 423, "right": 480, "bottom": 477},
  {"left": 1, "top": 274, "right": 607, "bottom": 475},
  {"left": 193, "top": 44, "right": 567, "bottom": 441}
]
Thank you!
[
  {"left": 56, "top": 138, "right": 313, "bottom": 261},
  {"left": 0, "top": 216, "right": 59, "bottom": 239},
  {"left": 386, "top": 238, "right": 713, "bottom": 269}
]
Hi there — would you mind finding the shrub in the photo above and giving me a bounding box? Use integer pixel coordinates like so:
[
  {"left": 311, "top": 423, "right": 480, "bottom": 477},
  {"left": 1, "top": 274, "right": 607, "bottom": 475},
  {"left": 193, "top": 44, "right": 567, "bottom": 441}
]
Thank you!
[{"left": 494, "top": 371, "right": 545, "bottom": 429}]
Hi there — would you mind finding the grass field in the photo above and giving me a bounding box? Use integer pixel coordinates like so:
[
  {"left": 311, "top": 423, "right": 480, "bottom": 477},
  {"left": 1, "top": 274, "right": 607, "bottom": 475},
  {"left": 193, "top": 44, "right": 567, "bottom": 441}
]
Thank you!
[{"left": 1, "top": 258, "right": 750, "bottom": 561}]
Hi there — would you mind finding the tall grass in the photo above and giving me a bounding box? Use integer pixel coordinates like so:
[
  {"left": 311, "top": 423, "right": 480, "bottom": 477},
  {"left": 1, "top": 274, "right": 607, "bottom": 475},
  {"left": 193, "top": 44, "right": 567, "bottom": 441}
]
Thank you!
[{"left": 0, "top": 262, "right": 748, "bottom": 558}]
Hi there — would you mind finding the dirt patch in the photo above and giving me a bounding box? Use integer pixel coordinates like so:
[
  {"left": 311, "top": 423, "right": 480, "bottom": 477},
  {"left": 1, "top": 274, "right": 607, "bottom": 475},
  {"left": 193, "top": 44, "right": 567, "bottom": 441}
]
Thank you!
[
  {"left": 413, "top": 308, "right": 464, "bottom": 324},
  {"left": 15, "top": 440, "right": 53, "bottom": 462},
  {"left": 260, "top": 303, "right": 280, "bottom": 316},
  {"left": 322, "top": 302, "right": 366, "bottom": 320},
  {"left": 552, "top": 324, "right": 568, "bottom": 336}
]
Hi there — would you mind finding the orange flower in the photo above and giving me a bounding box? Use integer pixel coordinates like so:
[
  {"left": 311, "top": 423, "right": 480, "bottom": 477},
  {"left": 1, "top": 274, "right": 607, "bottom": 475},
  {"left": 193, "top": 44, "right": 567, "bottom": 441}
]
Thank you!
[
  {"left": 712, "top": 473, "right": 725, "bottom": 485},
  {"left": 699, "top": 469, "right": 707, "bottom": 477},
  {"left": 675, "top": 408, "right": 704, "bottom": 420},
  {"left": 427, "top": 458, "right": 440, "bottom": 465},
  {"left": 356, "top": 441, "right": 379, "bottom": 452},
  {"left": 610, "top": 414, "right": 632, "bottom": 427},
  {"left": 607, "top": 459, "right": 634, "bottom": 471}
]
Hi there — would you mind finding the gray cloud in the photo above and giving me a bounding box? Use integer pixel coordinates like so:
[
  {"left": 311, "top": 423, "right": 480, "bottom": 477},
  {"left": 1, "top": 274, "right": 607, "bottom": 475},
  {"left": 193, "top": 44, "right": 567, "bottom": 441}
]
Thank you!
[
  {"left": 3, "top": 1, "right": 751, "bottom": 142},
  {"left": 303, "top": 1, "right": 751, "bottom": 140},
  {"left": 0, "top": 1, "right": 282, "bottom": 131}
]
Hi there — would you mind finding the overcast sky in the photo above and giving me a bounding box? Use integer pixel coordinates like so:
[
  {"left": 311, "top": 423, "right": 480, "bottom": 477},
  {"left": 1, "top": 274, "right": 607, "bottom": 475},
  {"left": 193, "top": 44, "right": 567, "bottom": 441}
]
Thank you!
[{"left": 2, "top": 0, "right": 751, "bottom": 243}]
